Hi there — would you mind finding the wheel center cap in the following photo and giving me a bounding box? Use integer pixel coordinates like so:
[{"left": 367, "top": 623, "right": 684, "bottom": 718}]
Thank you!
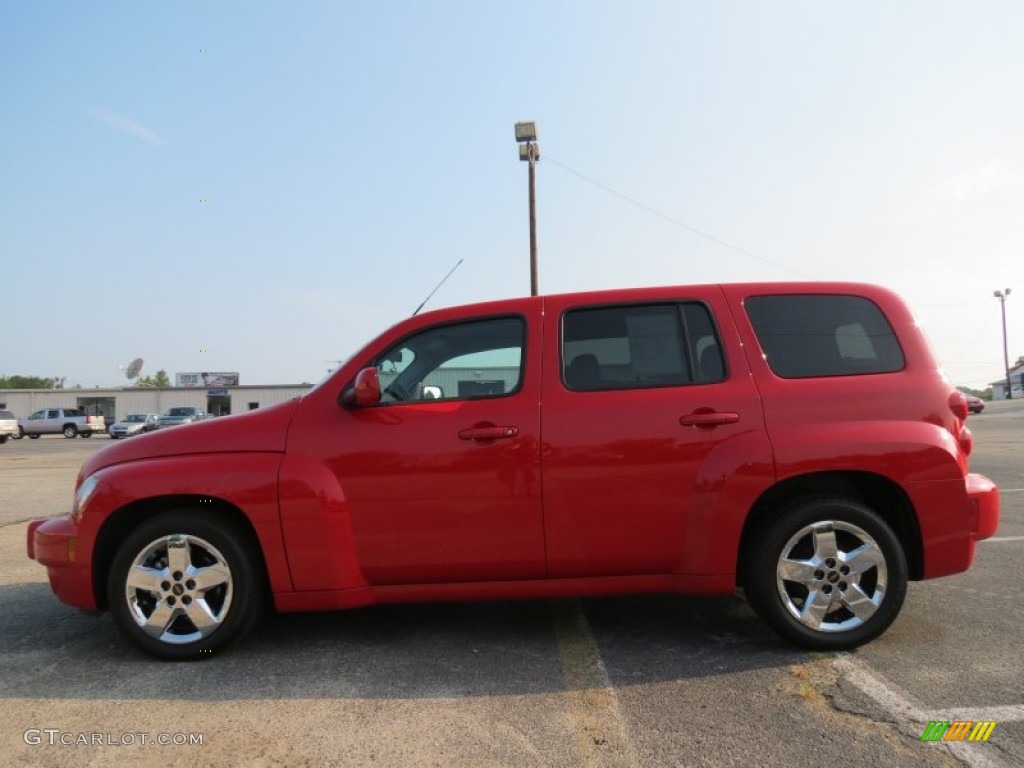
[
  {"left": 827, "top": 571, "right": 840, "bottom": 584},
  {"left": 172, "top": 583, "right": 185, "bottom": 596}
]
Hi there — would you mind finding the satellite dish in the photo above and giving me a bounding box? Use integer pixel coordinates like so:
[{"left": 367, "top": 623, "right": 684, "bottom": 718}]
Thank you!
[{"left": 125, "top": 358, "right": 144, "bottom": 380}]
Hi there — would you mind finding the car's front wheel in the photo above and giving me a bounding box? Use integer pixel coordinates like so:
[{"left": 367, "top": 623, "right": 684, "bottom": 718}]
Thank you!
[
  {"left": 744, "top": 498, "right": 907, "bottom": 650},
  {"left": 62, "top": 425, "right": 77, "bottom": 438},
  {"left": 107, "top": 512, "right": 266, "bottom": 660}
]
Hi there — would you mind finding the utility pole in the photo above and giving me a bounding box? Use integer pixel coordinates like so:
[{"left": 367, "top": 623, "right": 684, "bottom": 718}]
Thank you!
[
  {"left": 515, "top": 121, "right": 540, "bottom": 296},
  {"left": 994, "top": 288, "right": 1012, "bottom": 399}
]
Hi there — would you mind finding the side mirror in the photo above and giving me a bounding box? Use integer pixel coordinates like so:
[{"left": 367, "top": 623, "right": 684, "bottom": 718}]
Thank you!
[{"left": 341, "top": 367, "right": 382, "bottom": 408}]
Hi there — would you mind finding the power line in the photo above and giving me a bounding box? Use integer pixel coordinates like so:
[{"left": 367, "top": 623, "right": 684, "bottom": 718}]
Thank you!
[{"left": 545, "top": 155, "right": 815, "bottom": 279}]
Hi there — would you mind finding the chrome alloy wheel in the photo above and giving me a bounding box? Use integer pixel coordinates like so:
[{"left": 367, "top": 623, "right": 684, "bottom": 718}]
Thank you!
[
  {"left": 124, "top": 533, "right": 234, "bottom": 645},
  {"left": 775, "top": 520, "right": 888, "bottom": 633}
]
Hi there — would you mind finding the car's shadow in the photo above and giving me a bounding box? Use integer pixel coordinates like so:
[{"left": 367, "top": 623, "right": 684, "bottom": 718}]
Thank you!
[{"left": 1, "top": 582, "right": 836, "bottom": 701}]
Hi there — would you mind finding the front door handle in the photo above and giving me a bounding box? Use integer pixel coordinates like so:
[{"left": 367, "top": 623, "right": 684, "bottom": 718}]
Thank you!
[
  {"left": 458, "top": 425, "right": 519, "bottom": 441},
  {"left": 680, "top": 411, "right": 740, "bottom": 428}
]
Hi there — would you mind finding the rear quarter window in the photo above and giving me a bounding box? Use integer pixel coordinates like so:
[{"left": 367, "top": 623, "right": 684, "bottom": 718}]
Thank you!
[{"left": 745, "top": 294, "right": 904, "bottom": 378}]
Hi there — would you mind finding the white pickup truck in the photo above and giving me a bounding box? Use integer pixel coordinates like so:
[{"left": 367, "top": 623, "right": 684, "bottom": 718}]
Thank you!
[{"left": 18, "top": 408, "right": 106, "bottom": 439}]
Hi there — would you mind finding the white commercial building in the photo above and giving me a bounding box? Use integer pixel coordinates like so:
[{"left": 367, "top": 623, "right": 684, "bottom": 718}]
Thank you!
[{"left": 0, "top": 384, "right": 312, "bottom": 423}]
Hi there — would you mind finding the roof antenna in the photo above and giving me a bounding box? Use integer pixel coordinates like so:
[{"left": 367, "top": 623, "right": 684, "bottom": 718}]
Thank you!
[{"left": 412, "top": 258, "right": 463, "bottom": 316}]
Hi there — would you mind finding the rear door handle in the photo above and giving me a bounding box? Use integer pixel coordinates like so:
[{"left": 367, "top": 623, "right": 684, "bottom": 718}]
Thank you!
[
  {"left": 458, "top": 426, "right": 519, "bottom": 441},
  {"left": 680, "top": 411, "right": 740, "bottom": 428}
]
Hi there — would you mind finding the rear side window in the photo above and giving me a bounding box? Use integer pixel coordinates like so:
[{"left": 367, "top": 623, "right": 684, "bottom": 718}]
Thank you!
[
  {"left": 745, "top": 295, "right": 904, "bottom": 378},
  {"left": 562, "top": 302, "right": 725, "bottom": 391},
  {"left": 0, "top": 410, "right": 14, "bottom": 420}
]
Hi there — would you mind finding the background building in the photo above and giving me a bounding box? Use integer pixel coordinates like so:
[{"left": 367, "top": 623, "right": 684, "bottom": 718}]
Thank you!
[{"left": 0, "top": 384, "right": 311, "bottom": 423}]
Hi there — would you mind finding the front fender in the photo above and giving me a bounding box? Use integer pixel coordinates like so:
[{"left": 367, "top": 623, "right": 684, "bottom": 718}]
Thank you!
[
  {"left": 89, "top": 453, "right": 292, "bottom": 597},
  {"left": 276, "top": 453, "right": 368, "bottom": 592}
]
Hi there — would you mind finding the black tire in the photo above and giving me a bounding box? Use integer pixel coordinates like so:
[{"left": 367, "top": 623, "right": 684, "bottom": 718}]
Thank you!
[
  {"left": 107, "top": 511, "right": 266, "bottom": 660},
  {"left": 28, "top": 434, "right": 40, "bottom": 439},
  {"left": 62, "top": 425, "right": 77, "bottom": 438},
  {"left": 81, "top": 432, "right": 92, "bottom": 438},
  {"left": 743, "top": 498, "right": 907, "bottom": 651},
  {"left": 0, "top": 435, "right": 7, "bottom": 444}
]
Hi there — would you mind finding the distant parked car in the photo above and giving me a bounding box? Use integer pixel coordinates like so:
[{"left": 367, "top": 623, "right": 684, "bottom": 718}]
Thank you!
[
  {"left": 17, "top": 408, "right": 105, "bottom": 438},
  {"left": 157, "top": 406, "right": 210, "bottom": 429},
  {"left": 0, "top": 409, "right": 19, "bottom": 443},
  {"left": 108, "top": 413, "right": 160, "bottom": 439},
  {"left": 960, "top": 392, "right": 985, "bottom": 414}
]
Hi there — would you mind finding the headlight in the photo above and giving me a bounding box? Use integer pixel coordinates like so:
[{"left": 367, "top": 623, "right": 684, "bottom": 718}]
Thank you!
[{"left": 71, "top": 474, "right": 100, "bottom": 523}]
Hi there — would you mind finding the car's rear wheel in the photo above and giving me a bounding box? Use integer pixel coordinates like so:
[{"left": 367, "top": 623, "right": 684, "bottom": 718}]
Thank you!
[
  {"left": 81, "top": 432, "right": 92, "bottom": 438},
  {"left": 28, "top": 433, "right": 40, "bottom": 439},
  {"left": 62, "top": 425, "right": 77, "bottom": 438},
  {"left": 744, "top": 498, "right": 907, "bottom": 650},
  {"left": 107, "top": 511, "right": 265, "bottom": 660}
]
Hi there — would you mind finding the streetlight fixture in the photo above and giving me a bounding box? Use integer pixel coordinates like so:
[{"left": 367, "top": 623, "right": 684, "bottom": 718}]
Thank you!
[
  {"left": 515, "top": 120, "right": 540, "bottom": 296},
  {"left": 994, "top": 288, "right": 1012, "bottom": 399}
]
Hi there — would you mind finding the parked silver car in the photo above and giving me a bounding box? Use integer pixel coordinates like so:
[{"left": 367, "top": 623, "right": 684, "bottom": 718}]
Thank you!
[
  {"left": 157, "top": 406, "right": 210, "bottom": 428},
  {"left": 108, "top": 413, "right": 160, "bottom": 439}
]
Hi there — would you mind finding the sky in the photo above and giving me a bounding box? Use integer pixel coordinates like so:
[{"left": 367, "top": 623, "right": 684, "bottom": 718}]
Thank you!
[{"left": 2, "top": 1, "right": 1023, "bottom": 389}]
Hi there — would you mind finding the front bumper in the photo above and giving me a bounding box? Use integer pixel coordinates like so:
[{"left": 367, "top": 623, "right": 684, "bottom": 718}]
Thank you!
[
  {"left": 27, "top": 517, "right": 97, "bottom": 610},
  {"left": 966, "top": 472, "right": 1000, "bottom": 540}
]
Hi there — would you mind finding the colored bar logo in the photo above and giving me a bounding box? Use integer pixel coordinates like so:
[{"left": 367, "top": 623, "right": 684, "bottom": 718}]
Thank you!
[{"left": 920, "top": 720, "right": 997, "bottom": 742}]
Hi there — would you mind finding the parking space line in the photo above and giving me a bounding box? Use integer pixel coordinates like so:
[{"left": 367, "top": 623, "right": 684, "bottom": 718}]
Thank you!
[
  {"left": 551, "top": 600, "right": 639, "bottom": 768},
  {"left": 834, "top": 655, "right": 1018, "bottom": 768},
  {"left": 980, "top": 536, "right": 1024, "bottom": 543}
]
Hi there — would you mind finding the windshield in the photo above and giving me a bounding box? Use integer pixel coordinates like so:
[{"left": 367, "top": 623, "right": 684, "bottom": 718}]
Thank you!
[
  {"left": 124, "top": 414, "right": 146, "bottom": 422},
  {"left": 165, "top": 408, "right": 193, "bottom": 417}
]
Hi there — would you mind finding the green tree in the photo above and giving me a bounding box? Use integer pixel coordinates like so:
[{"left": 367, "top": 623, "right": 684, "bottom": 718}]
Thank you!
[
  {"left": 0, "top": 375, "right": 56, "bottom": 389},
  {"left": 135, "top": 369, "right": 171, "bottom": 388}
]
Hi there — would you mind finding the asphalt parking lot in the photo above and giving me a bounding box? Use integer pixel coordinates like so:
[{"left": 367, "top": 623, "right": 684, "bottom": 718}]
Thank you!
[{"left": 1, "top": 409, "right": 1021, "bottom": 767}]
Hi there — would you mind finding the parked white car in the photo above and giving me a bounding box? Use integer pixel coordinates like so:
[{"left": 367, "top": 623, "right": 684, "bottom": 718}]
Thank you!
[{"left": 0, "top": 409, "right": 19, "bottom": 443}]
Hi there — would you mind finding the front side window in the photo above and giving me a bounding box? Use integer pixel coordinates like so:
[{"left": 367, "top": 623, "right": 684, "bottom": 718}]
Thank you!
[
  {"left": 562, "top": 302, "right": 725, "bottom": 391},
  {"left": 745, "top": 294, "right": 905, "bottom": 378},
  {"left": 374, "top": 317, "right": 525, "bottom": 404}
]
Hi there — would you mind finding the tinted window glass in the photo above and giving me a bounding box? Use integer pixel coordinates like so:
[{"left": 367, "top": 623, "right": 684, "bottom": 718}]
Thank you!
[
  {"left": 375, "top": 317, "right": 524, "bottom": 403},
  {"left": 746, "top": 295, "right": 904, "bottom": 378},
  {"left": 685, "top": 303, "right": 727, "bottom": 384},
  {"left": 562, "top": 303, "right": 723, "bottom": 391},
  {"left": 0, "top": 410, "right": 14, "bottom": 420}
]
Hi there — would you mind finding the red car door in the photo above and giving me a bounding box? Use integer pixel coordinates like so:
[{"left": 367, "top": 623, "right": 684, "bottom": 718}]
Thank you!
[
  {"left": 315, "top": 304, "right": 545, "bottom": 585},
  {"left": 540, "top": 288, "right": 771, "bottom": 578}
]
